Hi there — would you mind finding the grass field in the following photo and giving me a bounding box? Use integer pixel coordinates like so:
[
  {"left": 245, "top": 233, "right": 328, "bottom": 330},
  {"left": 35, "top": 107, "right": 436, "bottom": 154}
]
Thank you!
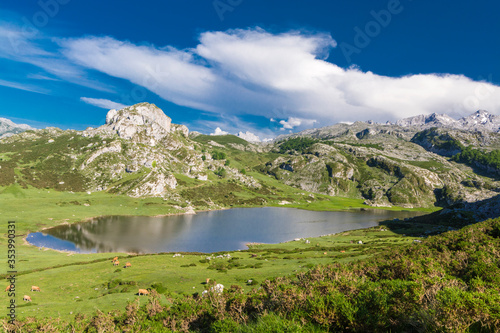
[
  {"left": 3, "top": 224, "right": 429, "bottom": 321},
  {"left": 0, "top": 183, "right": 439, "bottom": 322}
]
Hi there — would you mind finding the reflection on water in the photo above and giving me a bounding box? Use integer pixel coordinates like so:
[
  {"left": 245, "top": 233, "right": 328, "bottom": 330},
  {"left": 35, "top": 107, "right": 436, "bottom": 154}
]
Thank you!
[{"left": 27, "top": 207, "right": 423, "bottom": 254}]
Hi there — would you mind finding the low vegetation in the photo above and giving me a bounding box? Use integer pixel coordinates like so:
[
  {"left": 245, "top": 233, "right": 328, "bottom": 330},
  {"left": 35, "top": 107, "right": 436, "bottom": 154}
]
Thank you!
[
  {"left": 278, "top": 137, "right": 319, "bottom": 154},
  {"left": 452, "top": 146, "right": 500, "bottom": 175}
]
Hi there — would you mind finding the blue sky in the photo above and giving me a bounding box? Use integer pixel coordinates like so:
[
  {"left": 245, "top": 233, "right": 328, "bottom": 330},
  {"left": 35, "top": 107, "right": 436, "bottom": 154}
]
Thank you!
[{"left": 1, "top": 0, "right": 499, "bottom": 140}]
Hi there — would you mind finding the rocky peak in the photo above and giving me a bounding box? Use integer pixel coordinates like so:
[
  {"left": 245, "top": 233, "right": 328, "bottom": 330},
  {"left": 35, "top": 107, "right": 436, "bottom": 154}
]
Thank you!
[
  {"left": 100, "top": 103, "right": 172, "bottom": 143},
  {"left": 395, "top": 113, "right": 457, "bottom": 128},
  {"left": 395, "top": 110, "right": 500, "bottom": 133},
  {"left": 459, "top": 110, "right": 500, "bottom": 131},
  {"left": 0, "top": 117, "right": 33, "bottom": 139}
]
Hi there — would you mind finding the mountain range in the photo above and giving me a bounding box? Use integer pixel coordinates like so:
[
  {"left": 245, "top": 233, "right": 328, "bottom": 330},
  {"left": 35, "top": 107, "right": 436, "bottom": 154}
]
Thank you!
[
  {"left": 0, "top": 104, "right": 499, "bottom": 218},
  {"left": 394, "top": 110, "right": 500, "bottom": 132}
]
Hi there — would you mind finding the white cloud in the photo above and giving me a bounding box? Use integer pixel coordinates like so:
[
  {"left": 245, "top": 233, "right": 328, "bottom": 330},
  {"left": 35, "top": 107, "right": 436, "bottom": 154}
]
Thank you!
[
  {"left": 43, "top": 27, "right": 500, "bottom": 126},
  {"left": 0, "top": 23, "right": 114, "bottom": 93},
  {"left": 27, "top": 73, "right": 60, "bottom": 81},
  {"left": 279, "top": 117, "right": 317, "bottom": 130},
  {"left": 210, "top": 127, "right": 229, "bottom": 136},
  {"left": 237, "top": 131, "right": 261, "bottom": 142},
  {"left": 1, "top": 17, "right": 500, "bottom": 127},
  {"left": 0, "top": 78, "right": 48, "bottom": 94},
  {"left": 60, "top": 36, "right": 219, "bottom": 112},
  {"left": 80, "top": 97, "right": 128, "bottom": 110}
]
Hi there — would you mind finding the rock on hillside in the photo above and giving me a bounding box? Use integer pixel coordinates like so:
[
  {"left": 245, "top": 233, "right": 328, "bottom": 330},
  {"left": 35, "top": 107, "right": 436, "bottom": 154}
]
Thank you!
[
  {"left": 0, "top": 117, "right": 33, "bottom": 139},
  {"left": 86, "top": 103, "right": 189, "bottom": 145}
]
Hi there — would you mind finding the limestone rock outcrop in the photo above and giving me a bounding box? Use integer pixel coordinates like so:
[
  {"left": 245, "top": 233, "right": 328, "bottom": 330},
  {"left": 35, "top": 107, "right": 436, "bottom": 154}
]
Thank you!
[{"left": 100, "top": 103, "right": 172, "bottom": 143}]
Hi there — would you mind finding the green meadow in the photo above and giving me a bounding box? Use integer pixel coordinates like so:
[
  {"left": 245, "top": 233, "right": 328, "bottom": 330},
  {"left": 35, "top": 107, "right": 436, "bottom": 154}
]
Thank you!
[{"left": 0, "top": 184, "right": 436, "bottom": 322}]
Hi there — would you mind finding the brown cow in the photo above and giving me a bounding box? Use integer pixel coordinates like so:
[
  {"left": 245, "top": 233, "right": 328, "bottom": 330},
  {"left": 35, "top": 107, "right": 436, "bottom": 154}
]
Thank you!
[
  {"left": 125, "top": 262, "right": 131, "bottom": 268},
  {"left": 112, "top": 257, "right": 118, "bottom": 262},
  {"left": 31, "top": 286, "right": 41, "bottom": 292},
  {"left": 23, "top": 295, "right": 32, "bottom": 302},
  {"left": 5, "top": 285, "right": 11, "bottom": 292},
  {"left": 206, "top": 278, "right": 210, "bottom": 284},
  {"left": 138, "top": 289, "right": 149, "bottom": 296},
  {"left": 113, "top": 260, "right": 119, "bottom": 266}
]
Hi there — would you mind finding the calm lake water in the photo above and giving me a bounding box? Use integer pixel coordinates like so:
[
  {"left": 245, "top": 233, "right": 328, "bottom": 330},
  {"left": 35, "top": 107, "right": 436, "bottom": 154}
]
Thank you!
[{"left": 27, "top": 207, "right": 423, "bottom": 254}]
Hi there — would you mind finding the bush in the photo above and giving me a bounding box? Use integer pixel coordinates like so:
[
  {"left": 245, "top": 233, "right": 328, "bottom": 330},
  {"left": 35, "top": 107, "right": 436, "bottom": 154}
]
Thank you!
[
  {"left": 212, "top": 151, "right": 227, "bottom": 160},
  {"left": 278, "top": 137, "right": 318, "bottom": 154},
  {"left": 214, "top": 167, "right": 227, "bottom": 178},
  {"left": 452, "top": 146, "right": 500, "bottom": 174},
  {"left": 150, "top": 282, "right": 168, "bottom": 294}
]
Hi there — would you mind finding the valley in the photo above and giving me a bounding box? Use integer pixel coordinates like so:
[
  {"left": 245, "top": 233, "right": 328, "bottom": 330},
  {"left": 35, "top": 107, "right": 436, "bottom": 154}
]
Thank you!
[{"left": 1, "top": 103, "right": 500, "bottom": 331}]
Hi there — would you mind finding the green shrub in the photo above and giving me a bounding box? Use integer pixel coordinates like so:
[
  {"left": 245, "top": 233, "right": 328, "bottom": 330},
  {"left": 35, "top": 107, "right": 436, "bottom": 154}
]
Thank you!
[
  {"left": 212, "top": 151, "right": 227, "bottom": 160},
  {"left": 278, "top": 137, "right": 318, "bottom": 154},
  {"left": 150, "top": 282, "right": 168, "bottom": 294}
]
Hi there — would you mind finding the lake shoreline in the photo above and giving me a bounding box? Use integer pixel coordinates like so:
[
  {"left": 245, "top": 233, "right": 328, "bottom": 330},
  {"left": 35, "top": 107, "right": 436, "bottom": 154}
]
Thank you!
[{"left": 25, "top": 206, "right": 427, "bottom": 254}]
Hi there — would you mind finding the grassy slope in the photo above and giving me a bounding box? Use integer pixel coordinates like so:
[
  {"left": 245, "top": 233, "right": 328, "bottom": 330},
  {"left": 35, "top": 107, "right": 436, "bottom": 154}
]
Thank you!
[
  {"left": 3, "top": 223, "right": 426, "bottom": 321},
  {"left": 0, "top": 181, "right": 437, "bottom": 321}
]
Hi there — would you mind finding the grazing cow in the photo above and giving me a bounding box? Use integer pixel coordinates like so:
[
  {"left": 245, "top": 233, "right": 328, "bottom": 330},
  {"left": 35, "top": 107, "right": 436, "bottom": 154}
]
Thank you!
[
  {"left": 112, "top": 257, "right": 118, "bottom": 262},
  {"left": 31, "top": 286, "right": 41, "bottom": 292},
  {"left": 5, "top": 285, "right": 11, "bottom": 292},
  {"left": 138, "top": 289, "right": 149, "bottom": 296},
  {"left": 23, "top": 295, "right": 32, "bottom": 302},
  {"left": 340, "top": 250, "right": 345, "bottom": 253},
  {"left": 113, "top": 260, "right": 119, "bottom": 266},
  {"left": 125, "top": 262, "right": 131, "bottom": 268}
]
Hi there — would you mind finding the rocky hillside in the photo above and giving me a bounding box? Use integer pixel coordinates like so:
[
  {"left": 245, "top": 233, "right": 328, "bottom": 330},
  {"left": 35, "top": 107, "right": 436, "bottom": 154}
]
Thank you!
[
  {"left": 396, "top": 110, "right": 500, "bottom": 132},
  {"left": 0, "top": 117, "right": 32, "bottom": 139},
  {"left": 265, "top": 110, "right": 500, "bottom": 208},
  {"left": 0, "top": 103, "right": 280, "bottom": 212},
  {"left": 1, "top": 103, "right": 499, "bottom": 210}
]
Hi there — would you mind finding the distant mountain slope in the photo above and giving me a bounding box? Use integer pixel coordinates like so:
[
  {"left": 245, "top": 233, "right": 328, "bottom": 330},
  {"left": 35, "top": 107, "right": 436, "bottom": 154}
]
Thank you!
[
  {"left": 1, "top": 103, "right": 499, "bottom": 210},
  {"left": 396, "top": 110, "right": 500, "bottom": 132},
  {"left": 0, "top": 117, "right": 33, "bottom": 139}
]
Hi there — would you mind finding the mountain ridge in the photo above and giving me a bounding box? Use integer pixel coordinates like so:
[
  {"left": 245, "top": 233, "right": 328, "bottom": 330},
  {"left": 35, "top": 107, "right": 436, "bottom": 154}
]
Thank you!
[
  {"left": 0, "top": 117, "right": 33, "bottom": 139},
  {"left": 1, "top": 103, "right": 499, "bottom": 211}
]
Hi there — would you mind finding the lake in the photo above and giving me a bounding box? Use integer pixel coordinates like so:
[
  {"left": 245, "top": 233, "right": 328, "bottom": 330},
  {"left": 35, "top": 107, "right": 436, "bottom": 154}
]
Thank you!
[{"left": 26, "top": 207, "right": 423, "bottom": 253}]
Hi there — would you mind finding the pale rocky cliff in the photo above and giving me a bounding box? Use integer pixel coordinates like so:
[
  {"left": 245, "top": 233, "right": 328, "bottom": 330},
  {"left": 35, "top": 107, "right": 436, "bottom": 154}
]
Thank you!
[
  {"left": 86, "top": 103, "right": 173, "bottom": 145},
  {"left": 0, "top": 117, "right": 33, "bottom": 139},
  {"left": 396, "top": 110, "right": 500, "bottom": 132}
]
